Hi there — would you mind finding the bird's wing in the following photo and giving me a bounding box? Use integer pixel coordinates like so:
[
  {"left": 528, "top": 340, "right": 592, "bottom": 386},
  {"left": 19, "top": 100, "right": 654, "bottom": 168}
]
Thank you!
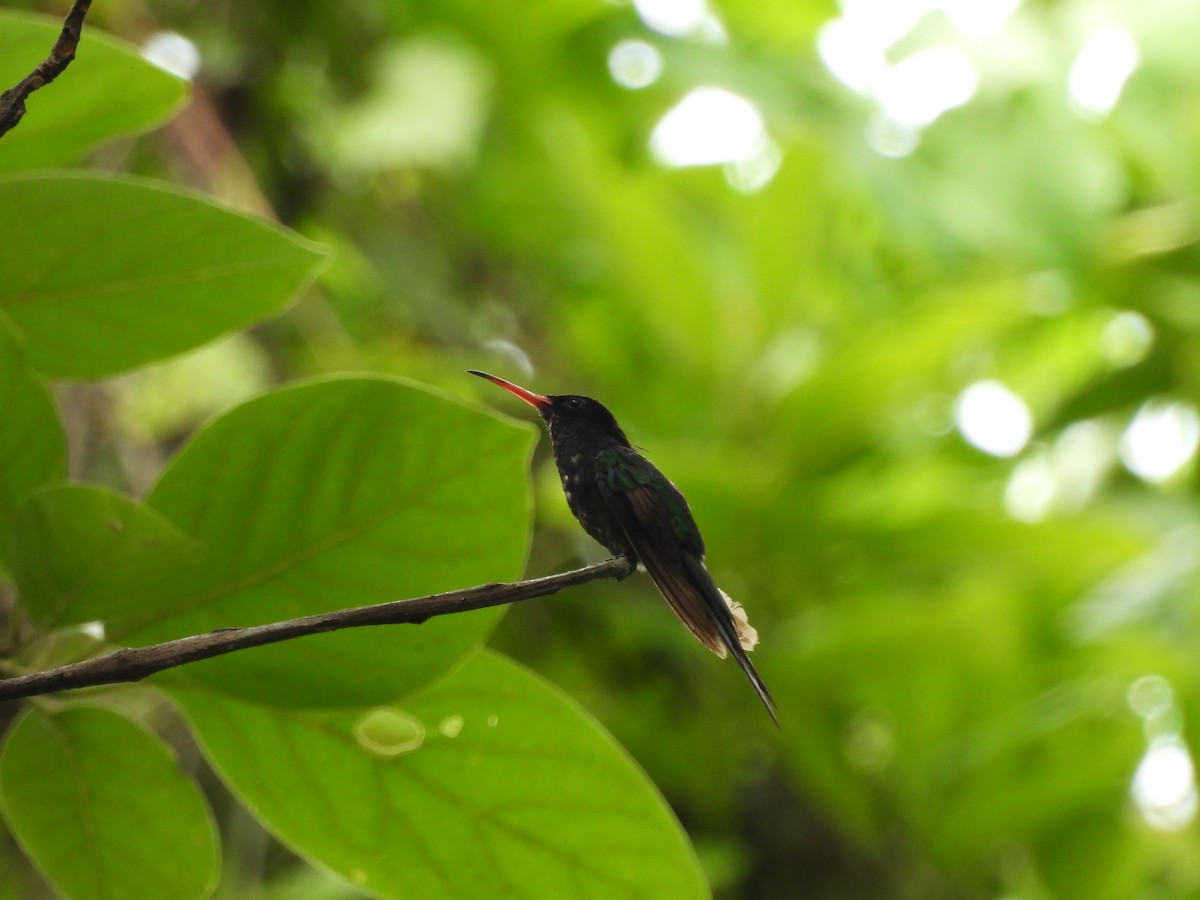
[
  {"left": 594, "top": 447, "right": 724, "bottom": 653},
  {"left": 596, "top": 447, "right": 778, "bottom": 724}
]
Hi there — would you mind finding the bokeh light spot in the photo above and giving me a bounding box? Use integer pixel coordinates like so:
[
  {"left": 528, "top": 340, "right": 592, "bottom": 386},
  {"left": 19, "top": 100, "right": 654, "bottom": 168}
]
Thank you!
[
  {"left": 1128, "top": 675, "right": 1173, "bottom": 720},
  {"left": 650, "top": 87, "right": 767, "bottom": 168},
  {"left": 876, "top": 48, "right": 978, "bottom": 129},
  {"left": 1005, "top": 421, "right": 1115, "bottom": 521},
  {"left": 724, "top": 137, "right": 782, "bottom": 193},
  {"left": 632, "top": 0, "right": 726, "bottom": 42},
  {"left": 1099, "top": 310, "right": 1154, "bottom": 368},
  {"left": 1004, "top": 451, "right": 1055, "bottom": 522},
  {"left": 1132, "top": 736, "right": 1198, "bottom": 831},
  {"left": 141, "top": 31, "right": 201, "bottom": 81},
  {"left": 816, "top": 17, "right": 888, "bottom": 95},
  {"left": 865, "top": 115, "right": 919, "bottom": 158},
  {"left": 940, "top": 0, "right": 1022, "bottom": 38},
  {"left": 1120, "top": 399, "right": 1200, "bottom": 484},
  {"left": 955, "top": 380, "right": 1033, "bottom": 458},
  {"left": 1069, "top": 27, "right": 1139, "bottom": 120},
  {"left": 608, "top": 40, "right": 664, "bottom": 90}
]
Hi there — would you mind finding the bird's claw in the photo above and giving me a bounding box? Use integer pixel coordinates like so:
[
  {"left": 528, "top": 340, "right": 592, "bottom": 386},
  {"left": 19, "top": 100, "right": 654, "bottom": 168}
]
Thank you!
[{"left": 611, "top": 557, "right": 637, "bottom": 580}]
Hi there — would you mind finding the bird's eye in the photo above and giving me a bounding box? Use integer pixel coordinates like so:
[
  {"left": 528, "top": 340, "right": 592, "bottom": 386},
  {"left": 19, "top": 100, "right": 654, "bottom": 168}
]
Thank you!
[{"left": 565, "top": 398, "right": 584, "bottom": 410}]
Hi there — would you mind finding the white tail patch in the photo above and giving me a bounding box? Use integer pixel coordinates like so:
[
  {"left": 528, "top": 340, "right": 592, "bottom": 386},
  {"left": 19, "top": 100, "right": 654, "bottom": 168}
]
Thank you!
[{"left": 719, "top": 589, "right": 759, "bottom": 653}]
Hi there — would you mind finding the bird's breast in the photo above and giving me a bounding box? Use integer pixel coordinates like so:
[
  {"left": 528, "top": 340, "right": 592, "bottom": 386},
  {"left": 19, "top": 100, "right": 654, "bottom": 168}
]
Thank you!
[{"left": 550, "top": 446, "right": 634, "bottom": 559}]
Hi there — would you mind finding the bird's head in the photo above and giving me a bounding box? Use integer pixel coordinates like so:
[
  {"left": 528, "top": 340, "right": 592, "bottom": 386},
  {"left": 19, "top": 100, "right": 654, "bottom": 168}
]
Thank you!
[{"left": 469, "top": 370, "right": 630, "bottom": 446}]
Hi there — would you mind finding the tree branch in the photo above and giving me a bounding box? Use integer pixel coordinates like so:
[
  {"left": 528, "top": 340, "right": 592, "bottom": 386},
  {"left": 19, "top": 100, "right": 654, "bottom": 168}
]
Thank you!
[
  {"left": 0, "top": 557, "right": 634, "bottom": 703},
  {"left": 0, "top": 0, "right": 93, "bottom": 139}
]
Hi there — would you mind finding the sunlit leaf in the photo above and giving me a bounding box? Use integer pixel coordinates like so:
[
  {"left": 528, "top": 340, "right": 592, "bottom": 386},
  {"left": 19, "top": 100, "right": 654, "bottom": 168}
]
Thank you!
[
  {"left": 0, "top": 172, "right": 328, "bottom": 378},
  {"left": 122, "top": 377, "right": 536, "bottom": 707},
  {"left": 171, "top": 650, "right": 707, "bottom": 900}
]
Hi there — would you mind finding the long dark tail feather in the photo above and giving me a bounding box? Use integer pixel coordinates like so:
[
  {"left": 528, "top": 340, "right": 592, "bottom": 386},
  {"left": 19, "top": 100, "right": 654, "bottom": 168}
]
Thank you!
[
  {"left": 711, "top": 604, "right": 780, "bottom": 727},
  {"left": 723, "top": 623, "right": 779, "bottom": 728},
  {"left": 681, "top": 556, "right": 779, "bottom": 728}
]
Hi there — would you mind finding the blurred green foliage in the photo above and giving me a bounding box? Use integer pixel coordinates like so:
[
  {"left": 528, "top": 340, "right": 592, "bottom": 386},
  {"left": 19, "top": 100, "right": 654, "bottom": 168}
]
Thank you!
[{"left": 3, "top": 0, "right": 1200, "bottom": 896}]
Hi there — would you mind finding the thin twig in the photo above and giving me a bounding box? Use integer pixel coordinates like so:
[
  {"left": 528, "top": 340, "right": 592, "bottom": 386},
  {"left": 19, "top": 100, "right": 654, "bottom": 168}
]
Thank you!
[
  {"left": 0, "top": 0, "right": 93, "bottom": 139},
  {"left": 0, "top": 558, "right": 635, "bottom": 703}
]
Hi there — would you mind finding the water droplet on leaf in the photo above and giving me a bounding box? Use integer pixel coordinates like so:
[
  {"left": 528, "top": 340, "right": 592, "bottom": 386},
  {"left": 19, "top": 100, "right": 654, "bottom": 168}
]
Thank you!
[{"left": 353, "top": 708, "right": 425, "bottom": 757}]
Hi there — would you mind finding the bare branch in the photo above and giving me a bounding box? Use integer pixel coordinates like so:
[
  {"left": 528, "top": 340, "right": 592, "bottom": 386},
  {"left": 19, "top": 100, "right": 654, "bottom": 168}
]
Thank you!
[
  {"left": 0, "top": 557, "right": 635, "bottom": 703},
  {"left": 0, "top": 0, "right": 93, "bottom": 139}
]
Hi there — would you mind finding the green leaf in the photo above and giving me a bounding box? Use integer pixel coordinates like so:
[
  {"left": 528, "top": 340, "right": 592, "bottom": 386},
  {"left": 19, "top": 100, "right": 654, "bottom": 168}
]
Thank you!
[
  {"left": 0, "top": 172, "right": 329, "bottom": 378},
  {"left": 172, "top": 650, "right": 708, "bottom": 900},
  {"left": 130, "top": 376, "right": 535, "bottom": 707},
  {"left": 0, "top": 322, "right": 65, "bottom": 567},
  {"left": 11, "top": 484, "right": 200, "bottom": 631},
  {"left": 0, "top": 706, "right": 218, "bottom": 900},
  {"left": 0, "top": 12, "right": 188, "bottom": 173}
]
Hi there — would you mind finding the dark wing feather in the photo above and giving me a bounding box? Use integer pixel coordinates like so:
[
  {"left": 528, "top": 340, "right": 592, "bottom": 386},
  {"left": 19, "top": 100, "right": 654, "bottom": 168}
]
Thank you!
[
  {"left": 596, "top": 447, "right": 778, "bottom": 725},
  {"left": 618, "top": 475, "right": 722, "bottom": 651}
]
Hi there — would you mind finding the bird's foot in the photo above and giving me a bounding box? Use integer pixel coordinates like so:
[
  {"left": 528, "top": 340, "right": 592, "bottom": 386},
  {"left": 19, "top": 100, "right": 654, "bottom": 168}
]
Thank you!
[{"left": 611, "top": 557, "right": 637, "bottom": 580}]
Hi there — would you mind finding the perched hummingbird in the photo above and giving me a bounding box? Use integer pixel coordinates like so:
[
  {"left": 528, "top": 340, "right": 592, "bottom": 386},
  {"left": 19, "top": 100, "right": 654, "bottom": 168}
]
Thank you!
[{"left": 469, "top": 370, "right": 777, "bottom": 725}]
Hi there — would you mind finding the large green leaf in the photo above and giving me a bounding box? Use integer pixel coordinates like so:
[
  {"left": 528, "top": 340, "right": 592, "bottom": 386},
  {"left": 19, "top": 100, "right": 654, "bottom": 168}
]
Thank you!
[
  {"left": 0, "top": 706, "right": 218, "bottom": 900},
  {"left": 11, "top": 484, "right": 200, "bottom": 631},
  {"left": 0, "top": 12, "right": 188, "bottom": 173},
  {"left": 0, "top": 323, "right": 64, "bottom": 566},
  {"left": 119, "top": 376, "right": 535, "bottom": 707},
  {"left": 172, "top": 650, "right": 708, "bottom": 900},
  {"left": 0, "top": 172, "right": 329, "bottom": 378}
]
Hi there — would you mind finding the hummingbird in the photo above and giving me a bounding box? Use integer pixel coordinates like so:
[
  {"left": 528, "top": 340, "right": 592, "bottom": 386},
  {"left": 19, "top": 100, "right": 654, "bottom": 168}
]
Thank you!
[{"left": 469, "top": 370, "right": 777, "bottom": 725}]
